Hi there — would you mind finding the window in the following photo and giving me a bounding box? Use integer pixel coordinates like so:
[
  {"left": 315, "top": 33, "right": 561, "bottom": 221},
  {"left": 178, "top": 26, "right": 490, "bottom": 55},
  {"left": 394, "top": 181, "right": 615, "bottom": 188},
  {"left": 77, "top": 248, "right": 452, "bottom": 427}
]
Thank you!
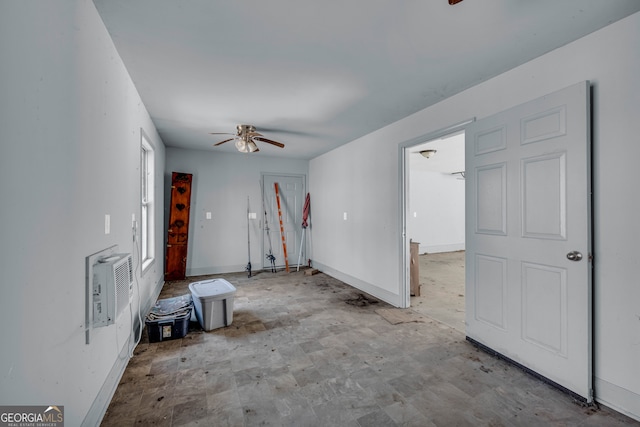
[{"left": 141, "top": 131, "right": 154, "bottom": 271}]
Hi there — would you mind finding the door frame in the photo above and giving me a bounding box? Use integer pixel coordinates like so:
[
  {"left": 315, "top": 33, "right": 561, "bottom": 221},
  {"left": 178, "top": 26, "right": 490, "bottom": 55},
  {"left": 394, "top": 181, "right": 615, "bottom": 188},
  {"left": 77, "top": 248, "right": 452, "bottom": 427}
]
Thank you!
[{"left": 398, "top": 119, "right": 474, "bottom": 308}]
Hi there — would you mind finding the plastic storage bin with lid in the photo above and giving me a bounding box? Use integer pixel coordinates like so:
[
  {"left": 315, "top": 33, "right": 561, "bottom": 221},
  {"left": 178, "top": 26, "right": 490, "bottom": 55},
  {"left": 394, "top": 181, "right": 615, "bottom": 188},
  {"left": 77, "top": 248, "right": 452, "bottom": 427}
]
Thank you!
[
  {"left": 189, "top": 278, "right": 237, "bottom": 331},
  {"left": 145, "top": 294, "right": 193, "bottom": 342}
]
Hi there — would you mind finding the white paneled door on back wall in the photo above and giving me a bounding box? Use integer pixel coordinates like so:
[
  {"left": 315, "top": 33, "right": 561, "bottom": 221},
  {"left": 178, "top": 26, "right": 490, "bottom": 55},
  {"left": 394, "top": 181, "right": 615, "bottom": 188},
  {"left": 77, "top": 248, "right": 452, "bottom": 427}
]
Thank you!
[
  {"left": 262, "top": 174, "right": 305, "bottom": 271},
  {"left": 465, "top": 81, "right": 592, "bottom": 402}
]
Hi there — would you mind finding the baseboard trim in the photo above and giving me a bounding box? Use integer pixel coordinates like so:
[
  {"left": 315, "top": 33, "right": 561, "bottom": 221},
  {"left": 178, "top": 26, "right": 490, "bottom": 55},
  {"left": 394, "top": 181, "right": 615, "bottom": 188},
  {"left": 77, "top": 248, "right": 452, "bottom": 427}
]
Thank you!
[
  {"left": 420, "top": 244, "right": 465, "bottom": 254},
  {"left": 83, "top": 275, "right": 164, "bottom": 426},
  {"left": 81, "top": 339, "right": 131, "bottom": 427},
  {"left": 187, "top": 264, "right": 249, "bottom": 276},
  {"left": 312, "top": 262, "right": 402, "bottom": 307},
  {"left": 594, "top": 377, "right": 640, "bottom": 422}
]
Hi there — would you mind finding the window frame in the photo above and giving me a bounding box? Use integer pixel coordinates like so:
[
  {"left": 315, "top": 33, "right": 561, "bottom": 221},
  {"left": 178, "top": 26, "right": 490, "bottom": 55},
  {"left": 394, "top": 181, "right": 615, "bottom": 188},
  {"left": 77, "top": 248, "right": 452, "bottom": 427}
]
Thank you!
[{"left": 140, "top": 130, "right": 155, "bottom": 273}]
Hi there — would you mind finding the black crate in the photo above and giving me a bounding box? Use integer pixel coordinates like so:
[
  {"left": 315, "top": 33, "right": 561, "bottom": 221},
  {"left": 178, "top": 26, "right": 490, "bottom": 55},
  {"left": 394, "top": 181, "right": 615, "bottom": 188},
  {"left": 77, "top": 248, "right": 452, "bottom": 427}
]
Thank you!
[
  {"left": 145, "top": 294, "right": 193, "bottom": 343},
  {"left": 145, "top": 310, "right": 191, "bottom": 342}
]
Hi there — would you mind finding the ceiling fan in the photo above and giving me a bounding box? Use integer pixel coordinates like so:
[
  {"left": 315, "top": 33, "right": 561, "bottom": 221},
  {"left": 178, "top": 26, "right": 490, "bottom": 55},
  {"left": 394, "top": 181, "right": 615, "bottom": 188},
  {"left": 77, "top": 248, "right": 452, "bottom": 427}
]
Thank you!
[{"left": 210, "top": 124, "right": 285, "bottom": 153}]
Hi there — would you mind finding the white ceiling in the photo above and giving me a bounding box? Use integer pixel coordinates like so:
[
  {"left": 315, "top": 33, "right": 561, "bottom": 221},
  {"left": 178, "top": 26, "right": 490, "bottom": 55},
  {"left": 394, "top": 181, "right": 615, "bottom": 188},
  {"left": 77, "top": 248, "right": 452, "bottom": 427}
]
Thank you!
[
  {"left": 410, "top": 132, "right": 465, "bottom": 175},
  {"left": 93, "top": 1, "right": 640, "bottom": 159}
]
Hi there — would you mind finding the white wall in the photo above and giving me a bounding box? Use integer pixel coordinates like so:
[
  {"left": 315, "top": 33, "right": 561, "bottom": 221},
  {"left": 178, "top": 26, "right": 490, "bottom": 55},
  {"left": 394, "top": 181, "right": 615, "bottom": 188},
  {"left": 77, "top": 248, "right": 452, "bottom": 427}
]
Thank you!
[
  {"left": 408, "top": 170, "right": 465, "bottom": 254},
  {"left": 165, "top": 147, "right": 308, "bottom": 275},
  {"left": 0, "top": 1, "right": 166, "bottom": 425},
  {"left": 309, "top": 139, "right": 401, "bottom": 304},
  {"left": 310, "top": 12, "right": 640, "bottom": 420}
]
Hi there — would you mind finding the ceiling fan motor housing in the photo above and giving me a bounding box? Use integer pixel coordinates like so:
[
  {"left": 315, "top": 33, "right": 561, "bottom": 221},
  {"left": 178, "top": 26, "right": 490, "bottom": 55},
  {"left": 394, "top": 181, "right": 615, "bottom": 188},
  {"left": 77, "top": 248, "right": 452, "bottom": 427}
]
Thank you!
[{"left": 237, "top": 124, "right": 256, "bottom": 135}]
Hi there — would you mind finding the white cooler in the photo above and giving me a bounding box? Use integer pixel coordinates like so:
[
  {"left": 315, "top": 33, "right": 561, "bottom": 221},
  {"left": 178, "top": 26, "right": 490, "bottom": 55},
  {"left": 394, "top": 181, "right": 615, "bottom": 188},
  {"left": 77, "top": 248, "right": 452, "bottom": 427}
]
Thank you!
[{"left": 188, "top": 279, "right": 237, "bottom": 331}]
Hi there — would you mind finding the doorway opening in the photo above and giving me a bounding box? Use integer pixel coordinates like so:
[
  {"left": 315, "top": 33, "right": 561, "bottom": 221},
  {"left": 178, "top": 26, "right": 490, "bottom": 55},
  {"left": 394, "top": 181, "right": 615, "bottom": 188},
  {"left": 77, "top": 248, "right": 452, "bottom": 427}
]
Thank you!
[{"left": 402, "top": 128, "right": 466, "bottom": 332}]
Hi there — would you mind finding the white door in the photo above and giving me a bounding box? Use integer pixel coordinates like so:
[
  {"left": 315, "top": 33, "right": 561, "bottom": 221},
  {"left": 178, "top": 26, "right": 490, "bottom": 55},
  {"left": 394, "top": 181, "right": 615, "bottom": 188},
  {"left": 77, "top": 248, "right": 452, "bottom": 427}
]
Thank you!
[
  {"left": 262, "top": 174, "right": 304, "bottom": 270},
  {"left": 465, "top": 81, "right": 592, "bottom": 402}
]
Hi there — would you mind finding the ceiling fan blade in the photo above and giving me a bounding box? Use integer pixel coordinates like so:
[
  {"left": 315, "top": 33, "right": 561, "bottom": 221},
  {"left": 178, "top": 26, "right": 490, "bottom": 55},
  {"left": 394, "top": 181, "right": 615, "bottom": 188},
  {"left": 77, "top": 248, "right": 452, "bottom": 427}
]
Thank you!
[
  {"left": 247, "top": 131, "right": 263, "bottom": 137},
  {"left": 209, "top": 132, "right": 234, "bottom": 135},
  {"left": 254, "top": 137, "right": 285, "bottom": 148},
  {"left": 255, "top": 127, "right": 313, "bottom": 137},
  {"left": 213, "top": 138, "right": 234, "bottom": 146}
]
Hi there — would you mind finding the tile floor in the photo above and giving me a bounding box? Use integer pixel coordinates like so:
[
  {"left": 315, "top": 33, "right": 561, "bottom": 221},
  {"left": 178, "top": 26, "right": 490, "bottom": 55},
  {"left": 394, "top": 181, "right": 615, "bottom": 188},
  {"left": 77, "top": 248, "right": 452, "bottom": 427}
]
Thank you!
[
  {"left": 101, "top": 257, "right": 638, "bottom": 426},
  {"left": 411, "top": 251, "right": 466, "bottom": 333}
]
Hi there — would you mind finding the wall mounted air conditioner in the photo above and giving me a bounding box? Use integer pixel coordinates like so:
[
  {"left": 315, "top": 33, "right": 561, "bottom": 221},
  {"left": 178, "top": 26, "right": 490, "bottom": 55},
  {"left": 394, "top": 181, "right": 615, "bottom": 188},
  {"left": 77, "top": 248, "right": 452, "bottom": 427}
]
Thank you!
[{"left": 92, "top": 253, "right": 133, "bottom": 327}]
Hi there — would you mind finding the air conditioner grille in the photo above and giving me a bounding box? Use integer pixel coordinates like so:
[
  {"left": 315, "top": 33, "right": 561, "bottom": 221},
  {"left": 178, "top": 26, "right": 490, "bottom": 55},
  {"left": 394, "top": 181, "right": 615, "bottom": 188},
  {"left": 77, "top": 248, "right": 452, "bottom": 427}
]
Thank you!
[{"left": 114, "top": 256, "right": 133, "bottom": 317}]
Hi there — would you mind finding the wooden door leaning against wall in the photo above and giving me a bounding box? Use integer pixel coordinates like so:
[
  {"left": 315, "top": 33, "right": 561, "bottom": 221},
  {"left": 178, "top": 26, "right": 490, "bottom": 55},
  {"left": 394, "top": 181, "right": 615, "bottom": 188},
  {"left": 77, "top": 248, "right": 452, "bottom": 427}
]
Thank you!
[{"left": 166, "top": 172, "right": 192, "bottom": 280}]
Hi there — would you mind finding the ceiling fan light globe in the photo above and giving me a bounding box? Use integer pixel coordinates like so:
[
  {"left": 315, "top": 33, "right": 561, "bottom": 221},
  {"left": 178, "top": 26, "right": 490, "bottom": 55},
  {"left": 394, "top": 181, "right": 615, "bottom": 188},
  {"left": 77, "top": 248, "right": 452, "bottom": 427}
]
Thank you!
[
  {"left": 247, "top": 140, "right": 259, "bottom": 152},
  {"left": 235, "top": 138, "right": 248, "bottom": 153}
]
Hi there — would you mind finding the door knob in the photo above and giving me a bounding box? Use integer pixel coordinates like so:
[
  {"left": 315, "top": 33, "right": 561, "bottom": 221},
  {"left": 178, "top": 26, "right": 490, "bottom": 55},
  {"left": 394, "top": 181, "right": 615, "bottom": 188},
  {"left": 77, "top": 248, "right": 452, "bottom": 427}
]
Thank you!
[{"left": 566, "top": 251, "right": 583, "bottom": 261}]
